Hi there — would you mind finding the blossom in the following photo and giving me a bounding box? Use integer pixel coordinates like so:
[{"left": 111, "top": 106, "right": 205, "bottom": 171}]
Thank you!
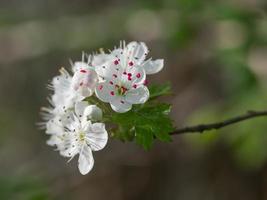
[
  {"left": 41, "top": 42, "right": 167, "bottom": 174},
  {"left": 46, "top": 101, "right": 108, "bottom": 175},
  {"left": 92, "top": 41, "right": 164, "bottom": 75},
  {"left": 71, "top": 60, "right": 98, "bottom": 97},
  {"left": 95, "top": 62, "right": 149, "bottom": 112},
  {"left": 93, "top": 41, "right": 163, "bottom": 113},
  {"left": 42, "top": 57, "right": 98, "bottom": 124}
]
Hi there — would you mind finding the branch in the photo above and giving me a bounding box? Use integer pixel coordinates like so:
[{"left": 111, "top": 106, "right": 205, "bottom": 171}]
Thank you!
[{"left": 171, "top": 110, "right": 267, "bottom": 135}]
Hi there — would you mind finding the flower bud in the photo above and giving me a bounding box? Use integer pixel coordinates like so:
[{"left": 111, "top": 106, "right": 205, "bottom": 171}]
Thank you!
[{"left": 83, "top": 105, "right": 102, "bottom": 121}]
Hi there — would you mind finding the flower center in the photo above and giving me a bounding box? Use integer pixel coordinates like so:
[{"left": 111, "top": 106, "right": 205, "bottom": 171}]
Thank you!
[
  {"left": 79, "top": 132, "right": 86, "bottom": 142},
  {"left": 115, "top": 85, "right": 128, "bottom": 96}
]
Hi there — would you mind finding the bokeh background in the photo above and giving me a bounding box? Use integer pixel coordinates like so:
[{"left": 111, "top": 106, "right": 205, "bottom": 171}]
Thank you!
[{"left": 0, "top": 0, "right": 267, "bottom": 199}]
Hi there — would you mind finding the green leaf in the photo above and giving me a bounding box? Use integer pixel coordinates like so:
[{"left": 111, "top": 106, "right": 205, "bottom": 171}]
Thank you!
[
  {"left": 110, "top": 102, "right": 174, "bottom": 150},
  {"left": 135, "top": 126, "right": 154, "bottom": 150},
  {"left": 148, "top": 83, "right": 172, "bottom": 99}
]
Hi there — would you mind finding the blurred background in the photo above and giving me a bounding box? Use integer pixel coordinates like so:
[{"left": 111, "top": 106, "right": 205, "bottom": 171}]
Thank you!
[{"left": 0, "top": 0, "right": 267, "bottom": 199}]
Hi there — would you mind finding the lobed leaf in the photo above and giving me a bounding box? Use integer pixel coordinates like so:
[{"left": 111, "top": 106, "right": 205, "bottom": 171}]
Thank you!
[{"left": 110, "top": 102, "right": 174, "bottom": 150}]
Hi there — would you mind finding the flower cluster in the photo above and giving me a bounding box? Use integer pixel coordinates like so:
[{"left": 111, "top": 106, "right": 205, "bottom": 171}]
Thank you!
[{"left": 41, "top": 41, "right": 164, "bottom": 175}]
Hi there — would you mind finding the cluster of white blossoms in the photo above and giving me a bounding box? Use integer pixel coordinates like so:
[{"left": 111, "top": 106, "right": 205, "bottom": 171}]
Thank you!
[{"left": 41, "top": 41, "right": 164, "bottom": 175}]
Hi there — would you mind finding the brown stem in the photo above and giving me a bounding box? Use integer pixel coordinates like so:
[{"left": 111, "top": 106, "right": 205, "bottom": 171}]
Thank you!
[{"left": 171, "top": 110, "right": 267, "bottom": 135}]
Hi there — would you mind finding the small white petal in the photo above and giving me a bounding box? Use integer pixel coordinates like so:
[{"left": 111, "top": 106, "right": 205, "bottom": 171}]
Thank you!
[
  {"left": 78, "top": 145, "right": 94, "bottom": 175},
  {"left": 72, "top": 61, "right": 89, "bottom": 72},
  {"left": 46, "top": 135, "right": 61, "bottom": 146},
  {"left": 142, "top": 59, "right": 164, "bottom": 74},
  {"left": 75, "top": 101, "right": 89, "bottom": 117},
  {"left": 95, "top": 59, "right": 123, "bottom": 79},
  {"left": 86, "top": 123, "right": 108, "bottom": 151},
  {"left": 92, "top": 54, "right": 111, "bottom": 67},
  {"left": 95, "top": 81, "right": 116, "bottom": 103},
  {"left": 110, "top": 97, "right": 132, "bottom": 113},
  {"left": 124, "top": 65, "right": 146, "bottom": 85},
  {"left": 127, "top": 41, "right": 148, "bottom": 65},
  {"left": 125, "top": 86, "right": 149, "bottom": 104},
  {"left": 51, "top": 70, "right": 72, "bottom": 108},
  {"left": 83, "top": 105, "right": 103, "bottom": 121},
  {"left": 71, "top": 68, "right": 98, "bottom": 97},
  {"left": 46, "top": 117, "right": 64, "bottom": 135}
]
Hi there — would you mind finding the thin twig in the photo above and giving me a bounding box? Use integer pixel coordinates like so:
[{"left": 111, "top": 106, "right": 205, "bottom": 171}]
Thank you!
[{"left": 171, "top": 110, "right": 267, "bottom": 135}]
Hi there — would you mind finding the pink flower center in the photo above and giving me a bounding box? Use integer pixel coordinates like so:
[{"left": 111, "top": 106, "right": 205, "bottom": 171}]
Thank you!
[{"left": 115, "top": 85, "right": 128, "bottom": 96}]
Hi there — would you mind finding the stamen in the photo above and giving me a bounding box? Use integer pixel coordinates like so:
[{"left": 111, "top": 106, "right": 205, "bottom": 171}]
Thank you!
[
  {"left": 114, "top": 60, "right": 119, "bottom": 65},
  {"left": 144, "top": 79, "right": 148, "bottom": 86},
  {"left": 80, "top": 69, "right": 87, "bottom": 73}
]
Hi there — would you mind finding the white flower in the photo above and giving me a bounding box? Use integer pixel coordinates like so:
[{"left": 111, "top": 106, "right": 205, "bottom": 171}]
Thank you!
[
  {"left": 45, "top": 101, "right": 103, "bottom": 142},
  {"left": 50, "top": 67, "right": 75, "bottom": 111},
  {"left": 94, "top": 58, "right": 149, "bottom": 112},
  {"left": 46, "top": 101, "right": 107, "bottom": 175},
  {"left": 92, "top": 41, "right": 164, "bottom": 75},
  {"left": 42, "top": 56, "right": 98, "bottom": 124},
  {"left": 92, "top": 41, "right": 164, "bottom": 113},
  {"left": 71, "top": 62, "right": 98, "bottom": 97}
]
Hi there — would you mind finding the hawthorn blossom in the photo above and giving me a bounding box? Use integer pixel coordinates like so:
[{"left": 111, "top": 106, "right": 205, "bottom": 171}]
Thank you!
[
  {"left": 92, "top": 41, "right": 164, "bottom": 75},
  {"left": 39, "top": 41, "right": 169, "bottom": 176},
  {"left": 71, "top": 59, "right": 98, "bottom": 97},
  {"left": 41, "top": 57, "right": 98, "bottom": 123},
  {"left": 46, "top": 101, "right": 107, "bottom": 175},
  {"left": 95, "top": 58, "right": 149, "bottom": 113},
  {"left": 45, "top": 101, "right": 103, "bottom": 146}
]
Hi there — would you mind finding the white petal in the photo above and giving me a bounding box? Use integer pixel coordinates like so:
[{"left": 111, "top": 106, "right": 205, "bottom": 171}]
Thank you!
[
  {"left": 123, "top": 65, "right": 146, "bottom": 85},
  {"left": 111, "top": 48, "right": 124, "bottom": 58},
  {"left": 142, "top": 59, "right": 164, "bottom": 74},
  {"left": 71, "top": 68, "right": 98, "bottom": 97},
  {"left": 127, "top": 42, "right": 148, "bottom": 65},
  {"left": 46, "top": 135, "right": 61, "bottom": 146},
  {"left": 45, "top": 116, "right": 65, "bottom": 135},
  {"left": 72, "top": 61, "right": 89, "bottom": 72},
  {"left": 78, "top": 145, "right": 94, "bottom": 175},
  {"left": 51, "top": 69, "right": 72, "bottom": 107},
  {"left": 94, "top": 59, "right": 123, "bottom": 79},
  {"left": 95, "top": 81, "right": 116, "bottom": 103},
  {"left": 110, "top": 97, "right": 132, "bottom": 113},
  {"left": 83, "top": 105, "right": 103, "bottom": 121},
  {"left": 125, "top": 86, "right": 149, "bottom": 104},
  {"left": 86, "top": 123, "right": 108, "bottom": 151},
  {"left": 59, "top": 134, "right": 79, "bottom": 158},
  {"left": 92, "top": 53, "right": 111, "bottom": 67},
  {"left": 75, "top": 101, "right": 89, "bottom": 117},
  {"left": 111, "top": 48, "right": 128, "bottom": 67}
]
